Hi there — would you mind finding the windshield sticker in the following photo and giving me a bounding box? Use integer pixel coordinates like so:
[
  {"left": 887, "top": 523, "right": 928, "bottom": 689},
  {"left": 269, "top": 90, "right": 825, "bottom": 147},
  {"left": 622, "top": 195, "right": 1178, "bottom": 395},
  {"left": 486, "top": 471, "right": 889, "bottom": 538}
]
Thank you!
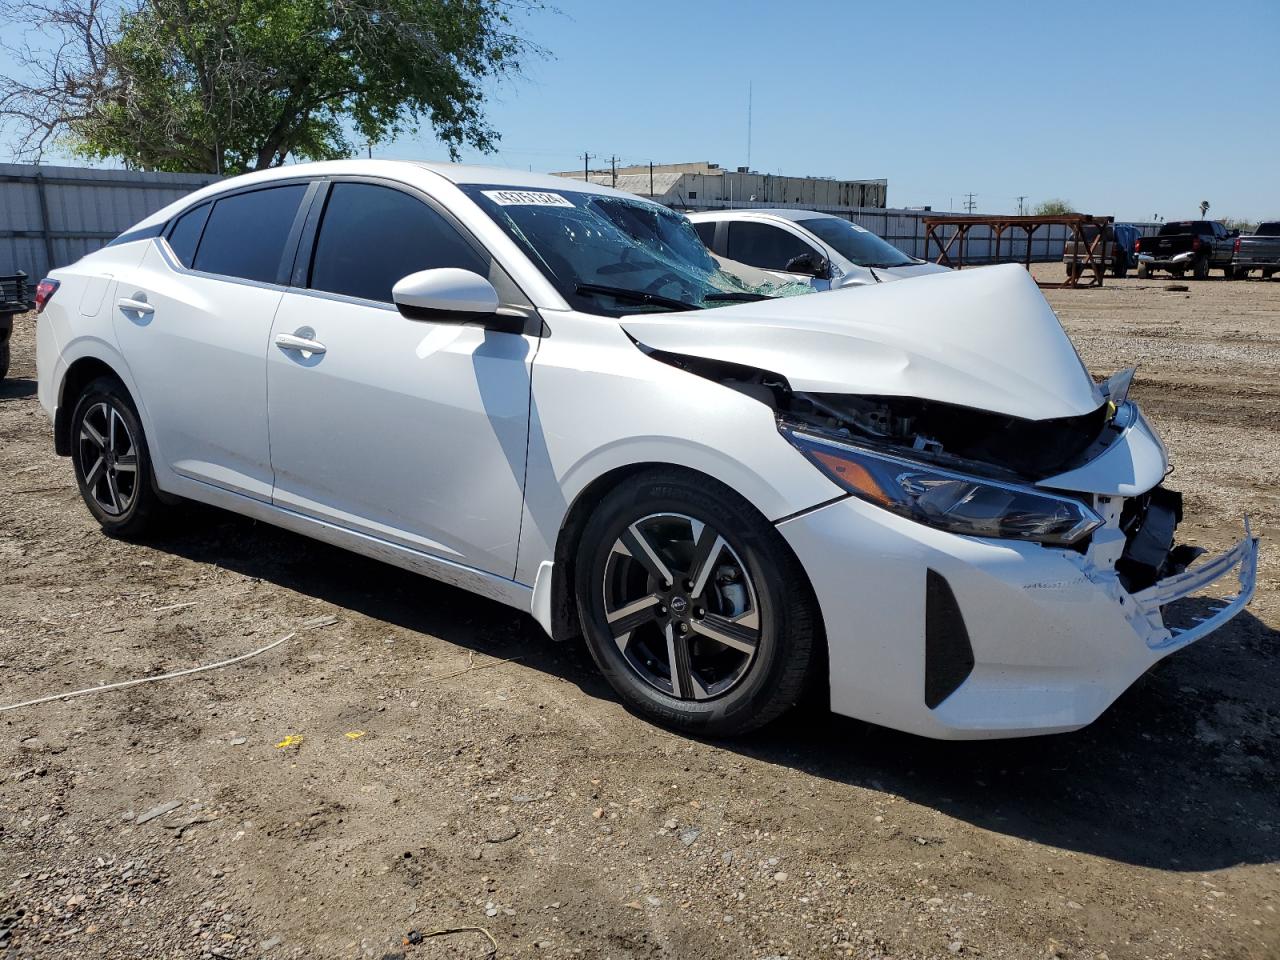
[{"left": 482, "top": 190, "right": 575, "bottom": 208}]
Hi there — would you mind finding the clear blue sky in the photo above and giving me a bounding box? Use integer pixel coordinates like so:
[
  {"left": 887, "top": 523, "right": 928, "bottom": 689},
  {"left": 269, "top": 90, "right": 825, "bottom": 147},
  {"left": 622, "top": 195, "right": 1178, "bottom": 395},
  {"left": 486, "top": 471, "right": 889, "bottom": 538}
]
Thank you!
[{"left": 7, "top": 0, "right": 1278, "bottom": 221}]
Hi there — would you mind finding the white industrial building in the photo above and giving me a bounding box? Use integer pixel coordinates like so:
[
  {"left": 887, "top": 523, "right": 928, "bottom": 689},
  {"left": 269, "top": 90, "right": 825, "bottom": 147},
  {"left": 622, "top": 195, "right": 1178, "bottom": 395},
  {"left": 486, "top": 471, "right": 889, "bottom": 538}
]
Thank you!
[{"left": 552, "top": 161, "right": 888, "bottom": 213}]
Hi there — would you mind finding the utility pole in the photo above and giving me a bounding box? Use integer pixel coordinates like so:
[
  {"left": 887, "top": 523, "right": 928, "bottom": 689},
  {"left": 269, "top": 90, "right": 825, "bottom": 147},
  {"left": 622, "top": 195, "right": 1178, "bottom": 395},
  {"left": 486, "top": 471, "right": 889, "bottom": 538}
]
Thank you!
[
  {"left": 964, "top": 192, "right": 977, "bottom": 214},
  {"left": 747, "top": 80, "right": 753, "bottom": 171},
  {"left": 581, "top": 152, "right": 592, "bottom": 183},
  {"left": 610, "top": 155, "right": 618, "bottom": 188},
  {"left": 1016, "top": 195, "right": 1026, "bottom": 216},
  {"left": 649, "top": 161, "right": 654, "bottom": 198}
]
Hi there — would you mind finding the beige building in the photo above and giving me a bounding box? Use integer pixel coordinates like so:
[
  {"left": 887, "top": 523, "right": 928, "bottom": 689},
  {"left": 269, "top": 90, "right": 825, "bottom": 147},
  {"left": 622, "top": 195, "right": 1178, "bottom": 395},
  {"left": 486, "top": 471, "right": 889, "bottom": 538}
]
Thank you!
[{"left": 552, "top": 161, "right": 888, "bottom": 212}]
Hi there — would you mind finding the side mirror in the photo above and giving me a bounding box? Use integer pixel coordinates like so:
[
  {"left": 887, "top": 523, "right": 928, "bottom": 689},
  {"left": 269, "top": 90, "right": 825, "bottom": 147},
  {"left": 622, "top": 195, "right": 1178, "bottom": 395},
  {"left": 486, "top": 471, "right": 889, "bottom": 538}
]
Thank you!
[
  {"left": 783, "top": 251, "right": 830, "bottom": 278},
  {"left": 392, "top": 268, "right": 499, "bottom": 321},
  {"left": 1231, "top": 229, "right": 1240, "bottom": 237}
]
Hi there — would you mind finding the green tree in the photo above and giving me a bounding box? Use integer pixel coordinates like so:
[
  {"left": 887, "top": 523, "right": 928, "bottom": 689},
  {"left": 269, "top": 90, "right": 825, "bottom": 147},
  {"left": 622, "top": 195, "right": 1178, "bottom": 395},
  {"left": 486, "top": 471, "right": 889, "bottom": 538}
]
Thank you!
[
  {"left": 0, "top": 0, "right": 543, "bottom": 174},
  {"left": 1031, "top": 198, "right": 1075, "bottom": 216}
]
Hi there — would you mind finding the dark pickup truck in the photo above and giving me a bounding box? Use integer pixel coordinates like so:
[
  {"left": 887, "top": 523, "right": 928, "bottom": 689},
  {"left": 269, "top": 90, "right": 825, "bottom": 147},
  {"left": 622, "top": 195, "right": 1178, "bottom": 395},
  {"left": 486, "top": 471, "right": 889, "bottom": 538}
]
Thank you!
[
  {"left": 1231, "top": 221, "right": 1280, "bottom": 279},
  {"left": 1135, "top": 220, "right": 1236, "bottom": 280},
  {"left": 1, "top": 272, "right": 33, "bottom": 381}
]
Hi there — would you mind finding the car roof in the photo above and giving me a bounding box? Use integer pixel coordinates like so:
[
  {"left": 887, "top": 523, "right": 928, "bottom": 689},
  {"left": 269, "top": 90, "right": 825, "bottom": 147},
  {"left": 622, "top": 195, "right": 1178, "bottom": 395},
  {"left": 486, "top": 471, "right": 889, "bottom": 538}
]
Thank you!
[
  {"left": 125, "top": 158, "right": 656, "bottom": 233},
  {"left": 686, "top": 208, "right": 838, "bottom": 223}
]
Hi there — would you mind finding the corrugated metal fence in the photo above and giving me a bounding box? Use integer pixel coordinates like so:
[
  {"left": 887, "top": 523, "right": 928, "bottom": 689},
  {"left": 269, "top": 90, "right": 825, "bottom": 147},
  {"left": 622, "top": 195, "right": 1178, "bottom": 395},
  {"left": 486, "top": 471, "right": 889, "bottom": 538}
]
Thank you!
[{"left": 0, "top": 163, "right": 220, "bottom": 280}]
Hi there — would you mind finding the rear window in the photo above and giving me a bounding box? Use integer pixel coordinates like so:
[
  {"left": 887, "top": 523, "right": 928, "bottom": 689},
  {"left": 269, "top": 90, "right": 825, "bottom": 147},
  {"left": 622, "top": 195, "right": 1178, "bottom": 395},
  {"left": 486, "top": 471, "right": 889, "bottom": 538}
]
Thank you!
[
  {"left": 692, "top": 220, "right": 716, "bottom": 248},
  {"left": 1257, "top": 222, "right": 1280, "bottom": 236},
  {"left": 1157, "top": 221, "right": 1211, "bottom": 236},
  {"left": 192, "top": 184, "right": 308, "bottom": 283}
]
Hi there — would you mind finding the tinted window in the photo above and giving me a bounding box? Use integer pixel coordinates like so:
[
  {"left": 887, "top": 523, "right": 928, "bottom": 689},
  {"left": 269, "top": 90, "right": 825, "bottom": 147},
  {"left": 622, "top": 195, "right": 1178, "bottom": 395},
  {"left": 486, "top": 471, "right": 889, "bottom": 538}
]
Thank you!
[
  {"left": 165, "top": 203, "right": 210, "bottom": 267},
  {"left": 309, "top": 183, "right": 488, "bottom": 303},
  {"left": 193, "top": 184, "right": 307, "bottom": 283},
  {"left": 692, "top": 220, "right": 716, "bottom": 248},
  {"left": 800, "top": 217, "right": 914, "bottom": 267},
  {"left": 726, "top": 221, "right": 814, "bottom": 270},
  {"left": 1157, "top": 221, "right": 1212, "bottom": 237}
]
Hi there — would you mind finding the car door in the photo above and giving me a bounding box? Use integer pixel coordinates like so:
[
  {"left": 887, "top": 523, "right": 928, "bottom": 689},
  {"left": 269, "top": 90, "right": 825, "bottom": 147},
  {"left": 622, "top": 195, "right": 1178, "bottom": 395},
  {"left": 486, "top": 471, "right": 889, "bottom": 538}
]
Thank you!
[
  {"left": 1212, "top": 221, "right": 1232, "bottom": 264},
  {"left": 266, "top": 179, "right": 537, "bottom": 579},
  {"left": 724, "top": 219, "right": 834, "bottom": 290},
  {"left": 113, "top": 182, "right": 312, "bottom": 500}
]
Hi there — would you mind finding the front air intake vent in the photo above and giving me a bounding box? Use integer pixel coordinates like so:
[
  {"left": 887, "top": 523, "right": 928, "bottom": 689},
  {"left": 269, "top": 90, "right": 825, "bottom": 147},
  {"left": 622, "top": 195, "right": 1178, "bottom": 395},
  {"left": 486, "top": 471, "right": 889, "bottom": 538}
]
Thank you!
[{"left": 925, "top": 569, "right": 975, "bottom": 709}]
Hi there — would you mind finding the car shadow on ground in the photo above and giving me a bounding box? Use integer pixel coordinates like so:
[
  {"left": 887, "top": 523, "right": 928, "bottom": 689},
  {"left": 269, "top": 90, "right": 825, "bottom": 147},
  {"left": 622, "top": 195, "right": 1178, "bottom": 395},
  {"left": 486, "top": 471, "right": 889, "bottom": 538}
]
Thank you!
[
  {"left": 0, "top": 377, "right": 37, "bottom": 401},
  {"left": 141, "top": 505, "right": 1279, "bottom": 874}
]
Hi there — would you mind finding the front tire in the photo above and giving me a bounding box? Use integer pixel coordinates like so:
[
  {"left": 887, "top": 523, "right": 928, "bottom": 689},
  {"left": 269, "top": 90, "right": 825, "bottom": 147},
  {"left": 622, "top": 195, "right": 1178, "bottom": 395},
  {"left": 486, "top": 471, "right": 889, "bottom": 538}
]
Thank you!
[
  {"left": 70, "top": 377, "right": 165, "bottom": 537},
  {"left": 574, "top": 470, "right": 821, "bottom": 737}
]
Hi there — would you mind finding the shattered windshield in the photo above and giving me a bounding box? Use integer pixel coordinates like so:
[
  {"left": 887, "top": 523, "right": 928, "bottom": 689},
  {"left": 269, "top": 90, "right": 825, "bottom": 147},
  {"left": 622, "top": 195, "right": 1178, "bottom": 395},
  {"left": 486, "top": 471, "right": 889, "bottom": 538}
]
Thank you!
[
  {"left": 799, "top": 217, "right": 915, "bottom": 268},
  {"left": 461, "top": 184, "right": 813, "bottom": 315}
]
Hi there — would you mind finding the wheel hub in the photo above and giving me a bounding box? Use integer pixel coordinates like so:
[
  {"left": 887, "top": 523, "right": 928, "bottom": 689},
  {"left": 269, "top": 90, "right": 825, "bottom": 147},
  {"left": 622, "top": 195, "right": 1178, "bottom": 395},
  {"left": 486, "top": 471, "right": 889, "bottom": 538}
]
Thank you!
[{"left": 601, "top": 513, "right": 761, "bottom": 702}]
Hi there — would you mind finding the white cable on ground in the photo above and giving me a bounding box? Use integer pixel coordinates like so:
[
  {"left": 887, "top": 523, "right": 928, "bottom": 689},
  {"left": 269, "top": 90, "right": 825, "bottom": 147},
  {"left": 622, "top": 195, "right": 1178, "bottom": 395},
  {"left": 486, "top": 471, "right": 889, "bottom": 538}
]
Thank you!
[{"left": 0, "top": 632, "right": 296, "bottom": 714}]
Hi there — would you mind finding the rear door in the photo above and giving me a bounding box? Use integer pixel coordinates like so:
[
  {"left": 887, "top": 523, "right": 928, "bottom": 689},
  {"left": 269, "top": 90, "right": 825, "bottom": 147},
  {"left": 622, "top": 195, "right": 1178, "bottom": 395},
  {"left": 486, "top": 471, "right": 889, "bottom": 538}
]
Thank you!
[
  {"left": 265, "top": 179, "right": 537, "bottom": 579},
  {"left": 113, "top": 182, "right": 312, "bottom": 500}
]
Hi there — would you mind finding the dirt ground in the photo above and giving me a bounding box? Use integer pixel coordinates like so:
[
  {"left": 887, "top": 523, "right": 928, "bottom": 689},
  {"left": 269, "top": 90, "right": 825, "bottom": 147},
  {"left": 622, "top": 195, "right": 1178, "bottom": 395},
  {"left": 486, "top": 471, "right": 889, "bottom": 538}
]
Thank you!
[{"left": 2, "top": 267, "right": 1278, "bottom": 960}]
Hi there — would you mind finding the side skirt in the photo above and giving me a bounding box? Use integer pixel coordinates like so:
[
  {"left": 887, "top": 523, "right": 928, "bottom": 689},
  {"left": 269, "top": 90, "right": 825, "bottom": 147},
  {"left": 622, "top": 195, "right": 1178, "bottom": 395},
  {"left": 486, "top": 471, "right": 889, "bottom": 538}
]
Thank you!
[{"left": 165, "top": 474, "right": 535, "bottom": 613}]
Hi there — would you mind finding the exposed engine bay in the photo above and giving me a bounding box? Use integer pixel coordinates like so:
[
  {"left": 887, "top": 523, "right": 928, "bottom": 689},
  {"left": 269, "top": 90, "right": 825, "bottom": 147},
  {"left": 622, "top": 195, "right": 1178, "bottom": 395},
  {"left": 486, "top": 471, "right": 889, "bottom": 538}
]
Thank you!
[
  {"left": 645, "top": 347, "right": 1118, "bottom": 482},
  {"left": 645, "top": 346, "right": 1205, "bottom": 589}
]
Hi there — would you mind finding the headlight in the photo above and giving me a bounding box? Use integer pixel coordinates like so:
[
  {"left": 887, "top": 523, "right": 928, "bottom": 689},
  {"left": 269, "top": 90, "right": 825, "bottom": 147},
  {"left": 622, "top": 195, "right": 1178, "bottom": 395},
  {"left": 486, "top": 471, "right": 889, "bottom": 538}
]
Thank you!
[{"left": 783, "top": 428, "right": 1102, "bottom": 546}]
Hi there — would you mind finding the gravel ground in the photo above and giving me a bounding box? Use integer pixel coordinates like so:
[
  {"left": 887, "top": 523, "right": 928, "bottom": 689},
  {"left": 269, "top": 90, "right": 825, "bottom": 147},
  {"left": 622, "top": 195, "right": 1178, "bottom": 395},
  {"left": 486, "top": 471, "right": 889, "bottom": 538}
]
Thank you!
[{"left": 1, "top": 269, "right": 1278, "bottom": 960}]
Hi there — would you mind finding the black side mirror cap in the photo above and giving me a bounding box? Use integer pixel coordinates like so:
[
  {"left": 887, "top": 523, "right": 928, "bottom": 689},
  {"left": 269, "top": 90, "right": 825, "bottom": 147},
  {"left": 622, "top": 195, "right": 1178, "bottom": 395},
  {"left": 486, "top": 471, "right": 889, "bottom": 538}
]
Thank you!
[{"left": 784, "top": 252, "right": 830, "bottom": 278}]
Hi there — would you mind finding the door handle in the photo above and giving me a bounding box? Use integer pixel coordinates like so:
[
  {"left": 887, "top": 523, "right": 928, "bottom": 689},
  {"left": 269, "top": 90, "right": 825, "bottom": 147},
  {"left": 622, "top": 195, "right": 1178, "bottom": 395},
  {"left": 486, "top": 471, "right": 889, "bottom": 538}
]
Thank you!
[
  {"left": 117, "top": 296, "right": 155, "bottom": 315},
  {"left": 274, "top": 332, "right": 327, "bottom": 355}
]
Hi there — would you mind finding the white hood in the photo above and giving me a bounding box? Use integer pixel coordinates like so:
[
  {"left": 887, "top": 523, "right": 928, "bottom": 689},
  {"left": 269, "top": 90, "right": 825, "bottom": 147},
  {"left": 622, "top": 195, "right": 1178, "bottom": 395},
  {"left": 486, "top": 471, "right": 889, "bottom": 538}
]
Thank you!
[{"left": 622, "top": 263, "right": 1103, "bottom": 421}]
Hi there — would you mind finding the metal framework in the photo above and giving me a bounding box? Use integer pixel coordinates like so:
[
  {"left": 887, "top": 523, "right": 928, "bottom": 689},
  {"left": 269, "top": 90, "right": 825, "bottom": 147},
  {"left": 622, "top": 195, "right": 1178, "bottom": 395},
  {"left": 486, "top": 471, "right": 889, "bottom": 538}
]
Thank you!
[{"left": 922, "top": 214, "right": 1115, "bottom": 288}]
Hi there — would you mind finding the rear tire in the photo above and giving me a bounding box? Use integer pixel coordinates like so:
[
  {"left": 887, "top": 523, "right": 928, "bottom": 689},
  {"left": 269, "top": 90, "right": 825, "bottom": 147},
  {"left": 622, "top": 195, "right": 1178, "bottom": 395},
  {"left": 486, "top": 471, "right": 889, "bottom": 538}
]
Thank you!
[
  {"left": 1264, "top": 269, "right": 1275, "bottom": 280},
  {"left": 1137, "top": 262, "right": 1150, "bottom": 279},
  {"left": 574, "top": 469, "right": 822, "bottom": 737},
  {"left": 1192, "top": 256, "right": 1209, "bottom": 280},
  {"left": 69, "top": 376, "right": 166, "bottom": 538},
  {"left": 0, "top": 337, "right": 9, "bottom": 381}
]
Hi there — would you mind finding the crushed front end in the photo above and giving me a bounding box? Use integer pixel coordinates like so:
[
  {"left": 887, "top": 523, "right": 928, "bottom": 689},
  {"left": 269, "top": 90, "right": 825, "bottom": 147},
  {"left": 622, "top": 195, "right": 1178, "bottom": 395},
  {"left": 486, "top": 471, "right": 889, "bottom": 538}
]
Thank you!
[{"left": 750, "top": 365, "right": 1259, "bottom": 738}]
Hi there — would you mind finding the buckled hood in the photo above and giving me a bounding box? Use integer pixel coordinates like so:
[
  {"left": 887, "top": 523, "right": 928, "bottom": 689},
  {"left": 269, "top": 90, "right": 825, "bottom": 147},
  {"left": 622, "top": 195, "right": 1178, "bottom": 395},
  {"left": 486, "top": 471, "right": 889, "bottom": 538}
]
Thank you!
[{"left": 621, "top": 263, "right": 1104, "bottom": 422}]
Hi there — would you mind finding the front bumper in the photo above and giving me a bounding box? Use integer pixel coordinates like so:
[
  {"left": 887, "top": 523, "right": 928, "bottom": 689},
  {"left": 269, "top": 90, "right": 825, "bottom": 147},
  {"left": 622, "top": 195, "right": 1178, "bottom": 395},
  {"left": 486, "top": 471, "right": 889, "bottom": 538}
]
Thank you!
[{"left": 778, "top": 496, "right": 1258, "bottom": 740}]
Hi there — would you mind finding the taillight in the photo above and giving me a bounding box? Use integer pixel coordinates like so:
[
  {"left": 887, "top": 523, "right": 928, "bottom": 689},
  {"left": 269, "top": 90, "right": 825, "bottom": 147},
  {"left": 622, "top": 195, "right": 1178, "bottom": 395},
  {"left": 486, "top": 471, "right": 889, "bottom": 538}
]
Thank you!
[
  {"left": 1234, "top": 237, "right": 1241, "bottom": 253},
  {"left": 34, "top": 278, "right": 60, "bottom": 313},
  {"left": 1192, "top": 236, "right": 1202, "bottom": 252},
  {"left": 1134, "top": 238, "right": 1142, "bottom": 253}
]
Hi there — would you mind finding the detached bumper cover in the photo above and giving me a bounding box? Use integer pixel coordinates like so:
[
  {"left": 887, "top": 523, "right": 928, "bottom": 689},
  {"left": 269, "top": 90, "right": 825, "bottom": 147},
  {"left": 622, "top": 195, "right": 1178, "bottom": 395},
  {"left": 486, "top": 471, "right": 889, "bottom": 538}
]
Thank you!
[
  {"left": 778, "top": 496, "right": 1260, "bottom": 740},
  {"left": 1127, "top": 519, "right": 1259, "bottom": 652}
]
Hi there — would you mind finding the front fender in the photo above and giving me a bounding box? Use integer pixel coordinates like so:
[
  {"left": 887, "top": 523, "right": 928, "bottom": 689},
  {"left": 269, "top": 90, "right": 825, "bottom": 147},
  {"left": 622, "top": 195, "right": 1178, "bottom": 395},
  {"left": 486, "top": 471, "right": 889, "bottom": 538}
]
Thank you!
[{"left": 515, "top": 312, "right": 842, "bottom": 586}]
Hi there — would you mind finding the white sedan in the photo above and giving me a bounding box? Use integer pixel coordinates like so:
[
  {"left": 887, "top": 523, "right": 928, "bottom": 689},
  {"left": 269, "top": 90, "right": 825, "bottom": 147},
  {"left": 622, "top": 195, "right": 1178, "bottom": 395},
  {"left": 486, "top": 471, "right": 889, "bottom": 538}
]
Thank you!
[
  {"left": 687, "top": 208, "right": 950, "bottom": 288},
  {"left": 34, "top": 160, "right": 1258, "bottom": 739}
]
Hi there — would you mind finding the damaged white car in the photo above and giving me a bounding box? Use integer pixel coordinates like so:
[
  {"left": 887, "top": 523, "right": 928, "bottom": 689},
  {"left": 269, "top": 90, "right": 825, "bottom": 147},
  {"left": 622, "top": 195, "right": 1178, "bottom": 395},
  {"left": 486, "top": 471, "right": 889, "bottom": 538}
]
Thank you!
[{"left": 35, "top": 161, "right": 1258, "bottom": 739}]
